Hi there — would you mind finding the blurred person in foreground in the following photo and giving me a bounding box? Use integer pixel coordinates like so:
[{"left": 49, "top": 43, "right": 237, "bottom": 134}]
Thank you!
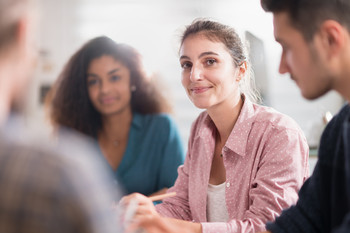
[
  {"left": 258, "top": 0, "right": 350, "bottom": 232},
  {"left": 0, "top": 0, "right": 122, "bottom": 232}
]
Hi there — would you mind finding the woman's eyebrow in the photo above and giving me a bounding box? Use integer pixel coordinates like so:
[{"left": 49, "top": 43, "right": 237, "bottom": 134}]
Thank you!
[
  {"left": 198, "top": 51, "right": 219, "bottom": 58},
  {"left": 108, "top": 68, "right": 120, "bottom": 75},
  {"left": 179, "top": 51, "right": 219, "bottom": 61}
]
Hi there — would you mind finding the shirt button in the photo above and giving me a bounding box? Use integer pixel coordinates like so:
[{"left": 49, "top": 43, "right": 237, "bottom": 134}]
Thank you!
[{"left": 226, "top": 182, "right": 230, "bottom": 188}]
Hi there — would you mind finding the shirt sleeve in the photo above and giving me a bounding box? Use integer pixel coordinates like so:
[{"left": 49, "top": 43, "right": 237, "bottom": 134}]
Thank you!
[
  {"left": 201, "top": 126, "right": 309, "bottom": 233},
  {"left": 334, "top": 214, "right": 350, "bottom": 233},
  {"left": 266, "top": 108, "right": 350, "bottom": 233},
  {"left": 266, "top": 160, "right": 325, "bottom": 233},
  {"left": 155, "top": 118, "right": 197, "bottom": 221},
  {"left": 156, "top": 162, "right": 193, "bottom": 221},
  {"left": 157, "top": 115, "right": 185, "bottom": 190}
]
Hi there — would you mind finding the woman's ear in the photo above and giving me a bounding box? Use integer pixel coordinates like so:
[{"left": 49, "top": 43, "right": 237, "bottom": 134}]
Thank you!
[{"left": 236, "top": 61, "right": 247, "bottom": 82}]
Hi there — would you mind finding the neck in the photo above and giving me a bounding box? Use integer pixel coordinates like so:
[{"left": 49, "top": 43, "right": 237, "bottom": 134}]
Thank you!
[
  {"left": 100, "top": 107, "right": 133, "bottom": 140},
  {"left": 336, "top": 60, "right": 350, "bottom": 102},
  {"left": 334, "top": 38, "right": 350, "bottom": 102},
  {"left": 0, "top": 62, "right": 16, "bottom": 126},
  {"left": 207, "top": 93, "right": 243, "bottom": 144},
  {"left": 336, "top": 80, "right": 350, "bottom": 103}
]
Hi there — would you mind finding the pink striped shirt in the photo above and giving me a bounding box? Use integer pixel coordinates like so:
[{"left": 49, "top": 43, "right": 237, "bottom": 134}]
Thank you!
[{"left": 156, "top": 99, "right": 309, "bottom": 233}]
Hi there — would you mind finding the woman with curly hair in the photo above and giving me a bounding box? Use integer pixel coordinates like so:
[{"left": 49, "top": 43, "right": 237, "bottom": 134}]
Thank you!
[{"left": 47, "top": 36, "right": 185, "bottom": 196}]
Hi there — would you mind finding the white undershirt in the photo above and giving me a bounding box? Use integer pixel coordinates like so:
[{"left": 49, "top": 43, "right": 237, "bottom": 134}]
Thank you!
[{"left": 206, "top": 182, "right": 229, "bottom": 222}]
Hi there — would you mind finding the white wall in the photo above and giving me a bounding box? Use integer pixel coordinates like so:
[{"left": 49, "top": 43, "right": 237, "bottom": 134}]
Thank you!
[{"left": 31, "top": 0, "right": 344, "bottom": 160}]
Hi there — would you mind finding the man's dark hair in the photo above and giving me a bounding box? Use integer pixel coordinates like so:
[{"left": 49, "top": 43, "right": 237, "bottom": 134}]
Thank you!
[{"left": 261, "top": 0, "right": 350, "bottom": 41}]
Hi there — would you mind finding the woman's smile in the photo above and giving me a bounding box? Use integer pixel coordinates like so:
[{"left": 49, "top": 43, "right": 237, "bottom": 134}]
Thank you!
[
  {"left": 99, "top": 96, "right": 118, "bottom": 105},
  {"left": 190, "top": 86, "right": 212, "bottom": 94}
]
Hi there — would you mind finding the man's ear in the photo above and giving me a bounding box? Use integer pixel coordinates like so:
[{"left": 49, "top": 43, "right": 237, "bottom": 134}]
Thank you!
[{"left": 319, "top": 20, "right": 346, "bottom": 59}]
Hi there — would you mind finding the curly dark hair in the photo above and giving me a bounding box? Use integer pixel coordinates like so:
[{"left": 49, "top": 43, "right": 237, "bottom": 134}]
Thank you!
[
  {"left": 47, "top": 36, "right": 171, "bottom": 137},
  {"left": 260, "top": 0, "right": 350, "bottom": 41}
]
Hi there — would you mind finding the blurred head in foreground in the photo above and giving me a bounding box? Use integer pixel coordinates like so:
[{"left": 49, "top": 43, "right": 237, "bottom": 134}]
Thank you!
[
  {"left": 0, "top": 1, "right": 122, "bottom": 232},
  {"left": 0, "top": 0, "right": 38, "bottom": 124}
]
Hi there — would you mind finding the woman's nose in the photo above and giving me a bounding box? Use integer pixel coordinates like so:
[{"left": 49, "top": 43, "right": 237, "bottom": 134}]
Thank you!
[
  {"left": 190, "top": 66, "right": 203, "bottom": 81},
  {"left": 100, "top": 80, "right": 110, "bottom": 93}
]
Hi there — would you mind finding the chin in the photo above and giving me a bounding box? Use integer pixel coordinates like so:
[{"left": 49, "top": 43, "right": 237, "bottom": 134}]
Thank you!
[
  {"left": 193, "top": 102, "right": 211, "bottom": 110},
  {"left": 190, "top": 96, "right": 211, "bottom": 109},
  {"left": 301, "top": 89, "right": 329, "bottom": 100},
  {"left": 98, "top": 107, "right": 118, "bottom": 116}
]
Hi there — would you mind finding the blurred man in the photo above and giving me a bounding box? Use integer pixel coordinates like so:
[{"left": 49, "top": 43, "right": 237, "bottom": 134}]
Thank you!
[
  {"left": 260, "top": 0, "right": 350, "bottom": 232},
  {"left": 0, "top": 0, "right": 121, "bottom": 232}
]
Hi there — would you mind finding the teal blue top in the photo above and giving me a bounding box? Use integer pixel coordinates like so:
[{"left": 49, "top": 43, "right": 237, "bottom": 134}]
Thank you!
[{"left": 113, "top": 113, "right": 185, "bottom": 196}]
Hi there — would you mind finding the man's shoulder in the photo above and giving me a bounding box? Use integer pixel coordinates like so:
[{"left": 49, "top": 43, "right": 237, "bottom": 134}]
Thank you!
[
  {"left": 323, "top": 103, "right": 350, "bottom": 134},
  {"left": 317, "top": 104, "right": 350, "bottom": 163},
  {"left": 336, "top": 103, "right": 350, "bottom": 121}
]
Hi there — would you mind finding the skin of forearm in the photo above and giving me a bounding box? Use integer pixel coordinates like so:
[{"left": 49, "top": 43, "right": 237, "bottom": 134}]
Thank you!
[
  {"left": 148, "top": 188, "right": 168, "bottom": 197},
  {"left": 166, "top": 218, "right": 202, "bottom": 233}
]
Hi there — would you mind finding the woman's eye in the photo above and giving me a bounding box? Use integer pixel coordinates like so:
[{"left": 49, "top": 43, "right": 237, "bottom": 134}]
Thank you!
[
  {"left": 87, "top": 79, "right": 98, "bottom": 86},
  {"left": 206, "top": 59, "right": 216, "bottom": 66},
  {"left": 110, "top": 75, "right": 120, "bottom": 81},
  {"left": 181, "top": 62, "right": 192, "bottom": 69}
]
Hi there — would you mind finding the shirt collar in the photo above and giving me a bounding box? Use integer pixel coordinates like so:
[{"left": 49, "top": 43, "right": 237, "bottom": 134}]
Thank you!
[
  {"left": 226, "top": 97, "right": 256, "bottom": 157},
  {"left": 196, "top": 112, "right": 216, "bottom": 140},
  {"left": 131, "top": 112, "right": 143, "bottom": 130},
  {"left": 196, "top": 97, "right": 256, "bottom": 157}
]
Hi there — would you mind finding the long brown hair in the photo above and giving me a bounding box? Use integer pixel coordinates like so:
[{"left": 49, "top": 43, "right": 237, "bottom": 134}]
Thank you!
[
  {"left": 46, "top": 36, "right": 171, "bottom": 137},
  {"left": 180, "top": 19, "right": 261, "bottom": 104}
]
